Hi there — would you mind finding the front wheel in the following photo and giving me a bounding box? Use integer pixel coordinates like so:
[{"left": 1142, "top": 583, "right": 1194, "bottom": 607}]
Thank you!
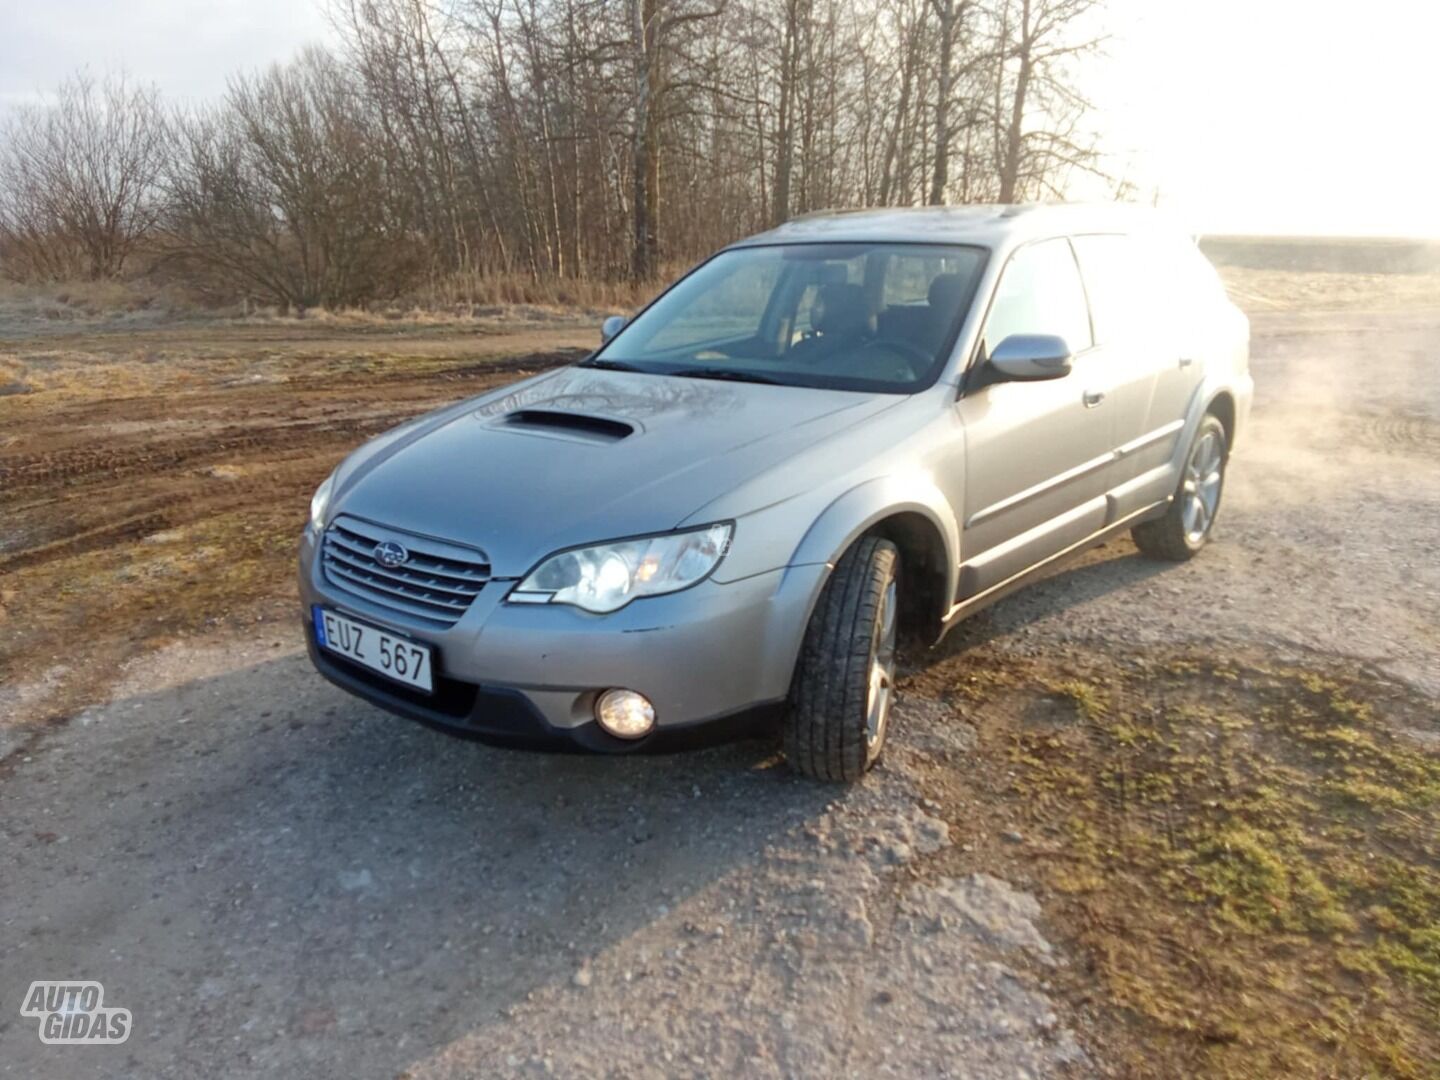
[
  {"left": 784, "top": 535, "right": 899, "bottom": 783},
  {"left": 1131, "top": 414, "right": 1228, "bottom": 561}
]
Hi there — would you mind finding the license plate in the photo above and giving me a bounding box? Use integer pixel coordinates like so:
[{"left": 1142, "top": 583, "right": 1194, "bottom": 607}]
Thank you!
[{"left": 313, "top": 607, "right": 434, "bottom": 693}]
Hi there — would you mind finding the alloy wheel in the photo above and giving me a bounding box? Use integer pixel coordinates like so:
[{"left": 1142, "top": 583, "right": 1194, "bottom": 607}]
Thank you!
[
  {"left": 1181, "top": 429, "right": 1224, "bottom": 545},
  {"left": 866, "top": 578, "right": 898, "bottom": 750}
]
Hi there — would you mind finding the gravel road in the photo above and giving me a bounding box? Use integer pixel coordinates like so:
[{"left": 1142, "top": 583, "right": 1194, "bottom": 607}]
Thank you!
[
  {"left": 961, "top": 308, "right": 1440, "bottom": 696},
  {"left": 2, "top": 307, "right": 1436, "bottom": 1078}
]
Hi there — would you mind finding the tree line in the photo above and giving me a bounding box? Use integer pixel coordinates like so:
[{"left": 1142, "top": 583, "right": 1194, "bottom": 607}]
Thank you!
[{"left": 0, "top": 0, "right": 1107, "bottom": 309}]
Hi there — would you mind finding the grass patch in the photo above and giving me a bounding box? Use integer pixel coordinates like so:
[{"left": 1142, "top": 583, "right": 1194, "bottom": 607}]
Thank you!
[{"left": 926, "top": 654, "right": 1440, "bottom": 1078}]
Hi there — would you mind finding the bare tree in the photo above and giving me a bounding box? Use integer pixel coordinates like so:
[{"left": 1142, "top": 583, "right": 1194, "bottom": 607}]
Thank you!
[
  {"left": 927, "top": 0, "right": 973, "bottom": 204},
  {"left": 0, "top": 73, "right": 166, "bottom": 280},
  {"left": 163, "top": 51, "right": 421, "bottom": 309},
  {"left": 2, "top": 0, "right": 1111, "bottom": 300},
  {"left": 626, "top": 0, "right": 727, "bottom": 279},
  {"left": 992, "top": 0, "right": 1104, "bottom": 202}
]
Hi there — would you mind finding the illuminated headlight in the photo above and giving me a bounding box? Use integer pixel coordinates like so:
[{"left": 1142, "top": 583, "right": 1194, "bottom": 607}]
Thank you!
[
  {"left": 509, "top": 523, "right": 732, "bottom": 614},
  {"left": 309, "top": 472, "right": 336, "bottom": 532}
]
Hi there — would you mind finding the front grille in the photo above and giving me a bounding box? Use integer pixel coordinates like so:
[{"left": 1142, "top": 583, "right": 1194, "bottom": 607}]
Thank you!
[{"left": 321, "top": 515, "right": 490, "bottom": 626}]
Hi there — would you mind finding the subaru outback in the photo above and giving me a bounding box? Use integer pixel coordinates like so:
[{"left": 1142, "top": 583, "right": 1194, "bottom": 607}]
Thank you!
[{"left": 299, "top": 204, "right": 1252, "bottom": 781}]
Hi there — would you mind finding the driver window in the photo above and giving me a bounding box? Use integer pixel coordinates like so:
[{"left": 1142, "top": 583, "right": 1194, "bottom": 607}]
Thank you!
[{"left": 982, "top": 238, "right": 1093, "bottom": 356}]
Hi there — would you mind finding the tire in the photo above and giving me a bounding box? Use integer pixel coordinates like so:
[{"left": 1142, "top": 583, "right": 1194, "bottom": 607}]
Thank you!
[
  {"left": 784, "top": 535, "right": 900, "bottom": 782},
  {"left": 1132, "top": 414, "right": 1228, "bottom": 561}
]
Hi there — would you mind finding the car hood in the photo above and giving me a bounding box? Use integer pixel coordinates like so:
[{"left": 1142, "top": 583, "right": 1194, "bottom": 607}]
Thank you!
[{"left": 332, "top": 366, "right": 900, "bottom": 575}]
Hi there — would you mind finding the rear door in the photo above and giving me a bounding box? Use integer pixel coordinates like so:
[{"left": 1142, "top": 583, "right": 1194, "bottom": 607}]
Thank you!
[
  {"left": 1143, "top": 234, "right": 1222, "bottom": 438},
  {"left": 954, "top": 237, "right": 1112, "bottom": 599},
  {"left": 1070, "top": 233, "right": 1168, "bottom": 509},
  {"left": 1071, "top": 232, "right": 1208, "bottom": 517}
]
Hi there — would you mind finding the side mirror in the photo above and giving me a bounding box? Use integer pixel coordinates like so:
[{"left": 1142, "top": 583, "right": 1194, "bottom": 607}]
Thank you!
[
  {"left": 600, "top": 314, "right": 627, "bottom": 344},
  {"left": 988, "top": 334, "right": 1073, "bottom": 381}
]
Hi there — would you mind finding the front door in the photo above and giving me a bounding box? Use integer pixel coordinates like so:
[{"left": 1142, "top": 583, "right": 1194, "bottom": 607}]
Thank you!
[{"left": 953, "top": 237, "right": 1112, "bottom": 600}]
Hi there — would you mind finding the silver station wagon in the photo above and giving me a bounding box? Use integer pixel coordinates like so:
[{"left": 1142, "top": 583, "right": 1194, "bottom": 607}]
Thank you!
[{"left": 300, "top": 204, "right": 1252, "bottom": 781}]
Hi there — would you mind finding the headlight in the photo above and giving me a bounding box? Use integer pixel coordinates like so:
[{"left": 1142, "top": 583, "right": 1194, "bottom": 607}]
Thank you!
[
  {"left": 509, "top": 523, "right": 732, "bottom": 613},
  {"left": 309, "top": 472, "right": 336, "bottom": 532}
]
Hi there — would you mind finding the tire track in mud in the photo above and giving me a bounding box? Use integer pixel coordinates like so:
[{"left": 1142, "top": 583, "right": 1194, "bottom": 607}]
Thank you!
[
  {"left": 0, "top": 350, "right": 575, "bottom": 574},
  {"left": 0, "top": 350, "right": 574, "bottom": 493},
  {"left": 1, "top": 455, "right": 342, "bottom": 574},
  {"left": 0, "top": 341, "right": 579, "bottom": 726},
  {"left": 1347, "top": 412, "right": 1440, "bottom": 457},
  {"left": 0, "top": 417, "right": 392, "bottom": 493},
  {"left": 0, "top": 510, "right": 176, "bottom": 573}
]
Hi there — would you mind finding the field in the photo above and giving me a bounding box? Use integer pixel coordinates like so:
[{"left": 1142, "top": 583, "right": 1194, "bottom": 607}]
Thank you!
[
  {"left": 1, "top": 264, "right": 1438, "bottom": 1078},
  {"left": 0, "top": 305, "right": 596, "bottom": 728}
]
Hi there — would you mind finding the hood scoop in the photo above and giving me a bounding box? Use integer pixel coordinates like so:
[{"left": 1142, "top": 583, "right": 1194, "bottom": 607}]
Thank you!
[{"left": 499, "top": 408, "right": 636, "bottom": 444}]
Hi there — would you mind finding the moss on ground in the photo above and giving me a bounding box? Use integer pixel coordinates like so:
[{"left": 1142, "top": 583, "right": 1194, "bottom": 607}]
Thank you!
[{"left": 926, "top": 654, "right": 1440, "bottom": 1078}]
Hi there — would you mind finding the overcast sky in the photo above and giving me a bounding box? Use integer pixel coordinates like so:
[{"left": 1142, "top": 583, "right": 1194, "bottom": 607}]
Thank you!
[
  {"left": 2, "top": 0, "right": 1436, "bottom": 237},
  {"left": 1095, "top": 0, "right": 1440, "bottom": 237},
  {"left": 0, "top": 0, "right": 334, "bottom": 109}
]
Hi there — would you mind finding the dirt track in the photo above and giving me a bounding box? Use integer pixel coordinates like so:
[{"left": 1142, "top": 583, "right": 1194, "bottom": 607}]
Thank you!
[
  {"left": 1, "top": 297, "right": 1438, "bottom": 1078},
  {"left": 0, "top": 317, "right": 593, "bottom": 727}
]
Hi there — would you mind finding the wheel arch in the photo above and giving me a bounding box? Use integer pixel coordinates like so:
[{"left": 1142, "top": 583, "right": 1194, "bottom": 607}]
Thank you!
[
  {"left": 1173, "top": 382, "right": 1240, "bottom": 476},
  {"left": 1206, "top": 390, "right": 1236, "bottom": 450},
  {"left": 866, "top": 512, "right": 951, "bottom": 643},
  {"left": 786, "top": 475, "right": 959, "bottom": 645}
]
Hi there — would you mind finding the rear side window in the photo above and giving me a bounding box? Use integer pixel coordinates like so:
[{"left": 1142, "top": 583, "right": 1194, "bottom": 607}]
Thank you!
[
  {"left": 1163, "top": 236, "right": 1227, "bottom": 307},
  {"left": 982, "top": 238, "right": 1092, "bottom": 356},
  {"left": 1073, "top": 231, "right": 1226, "bottom": 345}
]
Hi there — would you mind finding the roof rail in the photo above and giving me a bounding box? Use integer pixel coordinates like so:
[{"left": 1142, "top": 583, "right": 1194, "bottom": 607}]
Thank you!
[{"left": 786, "top": 207, "right": 861, "bottom": 222}]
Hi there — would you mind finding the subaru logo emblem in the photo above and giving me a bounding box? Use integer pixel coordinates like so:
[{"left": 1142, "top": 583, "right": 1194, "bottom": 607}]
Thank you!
[{"left": 374, "top": 541, "right": 409, "bottom": 568}]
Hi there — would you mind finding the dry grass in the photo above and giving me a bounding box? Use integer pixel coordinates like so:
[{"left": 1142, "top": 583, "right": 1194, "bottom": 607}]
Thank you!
[
  {"left": 408, "top": 269, "right": 669, "bottom": 313},
  {"left": 0, "top": 277, "right": 195, "bottom": 329},
  {"left": 0, "top": 272, "right": 663, "bottom": 337}
]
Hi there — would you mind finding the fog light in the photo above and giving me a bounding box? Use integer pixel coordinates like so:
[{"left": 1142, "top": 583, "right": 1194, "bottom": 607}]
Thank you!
[{"left": 595, "top": 688, "right": 655, "bottom": 739}]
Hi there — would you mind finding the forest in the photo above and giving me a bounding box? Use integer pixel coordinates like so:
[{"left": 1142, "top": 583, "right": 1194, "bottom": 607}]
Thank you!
[{"left": 0, "top": 0, "right": 1108, "bottom": 307}]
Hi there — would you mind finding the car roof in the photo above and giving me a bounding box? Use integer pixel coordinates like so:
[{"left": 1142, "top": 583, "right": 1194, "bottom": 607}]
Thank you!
[{"left": 727, "top": 203, "right": 1180, "bottom": 251}]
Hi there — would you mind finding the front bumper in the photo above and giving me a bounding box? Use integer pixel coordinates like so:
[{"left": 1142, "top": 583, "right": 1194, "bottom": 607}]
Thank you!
[{"left": 298, "top": 527, "right": 827, "bottom": 752}]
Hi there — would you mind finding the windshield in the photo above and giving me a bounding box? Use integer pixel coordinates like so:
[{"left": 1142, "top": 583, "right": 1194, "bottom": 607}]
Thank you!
[{"left": 589, "top": 243, "right": 988, "bottom": 393}]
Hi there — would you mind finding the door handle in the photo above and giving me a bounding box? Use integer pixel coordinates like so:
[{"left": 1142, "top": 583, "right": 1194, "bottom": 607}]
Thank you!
[
  {"left": 1178, "top": 356, "right": 1195, "bottom": 367},
  {"left": 1082, "top": 389, "right": 1106, "bottom": 408}
]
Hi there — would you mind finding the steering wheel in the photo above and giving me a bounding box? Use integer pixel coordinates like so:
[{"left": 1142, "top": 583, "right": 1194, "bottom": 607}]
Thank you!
[{"left": 849, "top": 338, "right": 933, "bottom": 378}]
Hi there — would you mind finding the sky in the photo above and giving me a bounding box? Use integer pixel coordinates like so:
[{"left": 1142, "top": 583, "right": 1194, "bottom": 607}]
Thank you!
[
  {"left": 1091, "top": 0, "right": 1440, "bottom": 237},
  {"left": 0, "top": 0, "right": 334, "bottom": 109},
  {"left": 1, "top": 0, "right": 1436, "bottom": 238}
]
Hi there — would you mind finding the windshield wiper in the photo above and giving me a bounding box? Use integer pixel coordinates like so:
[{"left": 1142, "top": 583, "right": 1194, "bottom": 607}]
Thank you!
[
  {"left": 582, "top": 359, "right": 784, "bottom": 385},
  {"left": 578, "top": 357, "right": 646, "bottom": 372},
  {"left": 671, "top": 368, "right": 782, "bottom": 385}
]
